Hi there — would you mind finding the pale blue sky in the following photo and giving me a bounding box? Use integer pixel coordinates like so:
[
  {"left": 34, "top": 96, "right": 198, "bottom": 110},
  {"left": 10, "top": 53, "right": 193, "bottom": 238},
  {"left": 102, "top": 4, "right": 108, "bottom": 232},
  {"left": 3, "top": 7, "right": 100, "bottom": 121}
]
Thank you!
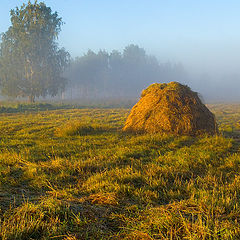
[{"left": 1, "top": 0, "right": 240, "bottom": 77}]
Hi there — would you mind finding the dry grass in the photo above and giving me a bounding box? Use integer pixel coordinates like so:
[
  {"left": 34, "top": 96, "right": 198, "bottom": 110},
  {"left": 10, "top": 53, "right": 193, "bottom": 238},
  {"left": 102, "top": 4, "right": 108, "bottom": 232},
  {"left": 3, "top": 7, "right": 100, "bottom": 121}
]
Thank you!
[
  {"left": 123, "top": 82, "right": 218, "bottom": 135},
  {"left": 0, "top": 103, "right": 240, "bottom": 239},
  {"left": 55, "top": 121, "right": 112, "bottom": 137}
]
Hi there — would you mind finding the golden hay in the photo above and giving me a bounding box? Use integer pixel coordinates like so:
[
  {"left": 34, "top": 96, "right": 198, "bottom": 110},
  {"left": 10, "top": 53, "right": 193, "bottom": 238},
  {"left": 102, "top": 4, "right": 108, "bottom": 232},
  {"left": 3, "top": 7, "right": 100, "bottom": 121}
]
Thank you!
[{"left": 123, "top": 82, "right": 218, "bottom": 136}]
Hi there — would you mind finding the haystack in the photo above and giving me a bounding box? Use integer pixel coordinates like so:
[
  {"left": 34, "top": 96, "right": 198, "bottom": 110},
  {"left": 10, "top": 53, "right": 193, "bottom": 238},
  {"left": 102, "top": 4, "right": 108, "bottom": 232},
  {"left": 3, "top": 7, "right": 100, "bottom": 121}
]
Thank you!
[{"left": 123, "top": 82, "right": 218, "bottom": 135}]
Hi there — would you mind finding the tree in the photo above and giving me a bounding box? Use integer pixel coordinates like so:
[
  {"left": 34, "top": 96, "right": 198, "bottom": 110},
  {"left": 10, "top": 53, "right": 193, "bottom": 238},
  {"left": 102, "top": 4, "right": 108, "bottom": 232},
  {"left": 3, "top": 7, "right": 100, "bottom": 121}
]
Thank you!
[
  {"left": 65, "top": 45, "right": 188, "bottom": 99},
  {"left": 68, "top": 50, "right": 110, "bottom": 98},
  {"left": 123, "top": 44, "right": 146, "bottom": 63},
  {"left": 0, "top": 1, "right": 70, "bottom": 102}
]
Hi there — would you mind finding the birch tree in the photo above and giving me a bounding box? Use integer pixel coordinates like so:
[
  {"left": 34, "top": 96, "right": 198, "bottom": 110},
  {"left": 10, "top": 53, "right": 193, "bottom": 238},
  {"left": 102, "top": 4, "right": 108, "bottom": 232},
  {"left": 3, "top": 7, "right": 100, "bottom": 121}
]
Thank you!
[{"left": 0, "top": 1, "right": 70, "bottom": 102}]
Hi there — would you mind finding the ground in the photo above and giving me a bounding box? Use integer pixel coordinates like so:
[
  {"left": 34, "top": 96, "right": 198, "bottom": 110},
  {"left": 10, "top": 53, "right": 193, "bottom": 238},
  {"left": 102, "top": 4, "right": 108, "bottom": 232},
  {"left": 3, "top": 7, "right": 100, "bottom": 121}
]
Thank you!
[{"left": 0, "top": 103, "right": 240, "bottom": 239}]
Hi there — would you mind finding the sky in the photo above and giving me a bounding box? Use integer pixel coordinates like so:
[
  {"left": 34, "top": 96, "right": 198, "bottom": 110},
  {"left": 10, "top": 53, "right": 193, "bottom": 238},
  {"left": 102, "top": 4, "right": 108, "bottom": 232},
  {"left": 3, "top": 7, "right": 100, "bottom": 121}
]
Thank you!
[{"left": 1, "top": 0, "right": 240, "bottom": 100}]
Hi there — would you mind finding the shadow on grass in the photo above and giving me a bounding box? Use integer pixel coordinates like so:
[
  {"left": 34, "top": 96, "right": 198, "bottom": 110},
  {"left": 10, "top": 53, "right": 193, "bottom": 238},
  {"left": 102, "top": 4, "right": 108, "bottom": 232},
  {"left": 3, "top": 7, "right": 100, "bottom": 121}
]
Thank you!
[{"left": 0, "top": 99, "right": 135, "bottom": 114}]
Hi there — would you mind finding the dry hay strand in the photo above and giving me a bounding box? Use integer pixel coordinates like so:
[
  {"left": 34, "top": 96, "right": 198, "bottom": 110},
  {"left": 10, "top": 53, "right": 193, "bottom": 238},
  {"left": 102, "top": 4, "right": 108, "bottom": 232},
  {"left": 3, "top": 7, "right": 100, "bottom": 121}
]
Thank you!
[{"left": 123, "top": 82, "right": 218, "bottom": 136}]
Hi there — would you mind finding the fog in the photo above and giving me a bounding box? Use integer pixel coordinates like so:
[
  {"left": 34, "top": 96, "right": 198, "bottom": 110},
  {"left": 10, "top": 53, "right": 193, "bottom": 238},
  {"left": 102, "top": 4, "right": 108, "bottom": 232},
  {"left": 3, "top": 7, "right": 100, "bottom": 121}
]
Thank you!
[
  {"left": 63, "top": 45, "right": 188, "bottom": 101},
  {"left": 188, "top": 71, "right": 240, "bottom": 102},
  {"left": 1, "top": 1, "right": 240, "bottom": 103},
  {"left": 56, "top": 0, "right": 240, "bottom": 103},
  {"left": 143, "top": 41, "right": 240, "bottom": 103},
  {"left": 62, "top": 43, "right": 240, "bottom": 103}
]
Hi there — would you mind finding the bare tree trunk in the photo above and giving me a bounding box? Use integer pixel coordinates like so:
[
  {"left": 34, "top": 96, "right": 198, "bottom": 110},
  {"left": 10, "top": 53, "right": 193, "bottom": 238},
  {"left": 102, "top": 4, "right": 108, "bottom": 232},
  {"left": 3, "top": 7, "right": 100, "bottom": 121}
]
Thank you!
[
  {"left": 28, "top": 95, "right": 35, "bottom": 103},
  {"left": 61, "top": 91, "right": 65, "bottom": 100}
]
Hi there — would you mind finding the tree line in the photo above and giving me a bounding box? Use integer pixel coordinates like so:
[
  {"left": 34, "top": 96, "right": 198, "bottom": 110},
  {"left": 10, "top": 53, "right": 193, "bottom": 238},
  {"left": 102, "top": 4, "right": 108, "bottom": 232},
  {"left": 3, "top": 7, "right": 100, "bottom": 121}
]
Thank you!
[
  {"left": 0, "top": 1, "right": 187, "bottom": 102},
  {"left": 65, "top": 45, "right": 187, "bottom": 99}
]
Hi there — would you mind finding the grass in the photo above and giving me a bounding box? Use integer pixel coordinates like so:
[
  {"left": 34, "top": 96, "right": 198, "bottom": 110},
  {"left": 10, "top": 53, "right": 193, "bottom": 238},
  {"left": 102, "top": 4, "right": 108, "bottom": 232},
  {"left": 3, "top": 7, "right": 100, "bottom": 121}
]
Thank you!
[{"left": 0, "top": 103, "right": 240, "bottom": 239}]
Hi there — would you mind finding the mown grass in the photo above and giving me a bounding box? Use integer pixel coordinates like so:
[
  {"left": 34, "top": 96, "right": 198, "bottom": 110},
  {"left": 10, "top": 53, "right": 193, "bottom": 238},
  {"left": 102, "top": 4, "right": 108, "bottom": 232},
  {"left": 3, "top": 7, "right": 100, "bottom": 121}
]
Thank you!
[{"left": 0, "top": 103, "right": 240, "bottom": 239}]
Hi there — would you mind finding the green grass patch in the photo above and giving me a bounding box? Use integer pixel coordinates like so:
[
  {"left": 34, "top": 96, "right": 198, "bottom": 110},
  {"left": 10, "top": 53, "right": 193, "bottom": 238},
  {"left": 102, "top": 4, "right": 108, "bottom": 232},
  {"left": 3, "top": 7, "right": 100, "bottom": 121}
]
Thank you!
[
  {"left": 0, "top": 103, "right": 240, "bottom": 239},
  {"left": 55, "top": 121, "right": 113, "bottom": 137}
]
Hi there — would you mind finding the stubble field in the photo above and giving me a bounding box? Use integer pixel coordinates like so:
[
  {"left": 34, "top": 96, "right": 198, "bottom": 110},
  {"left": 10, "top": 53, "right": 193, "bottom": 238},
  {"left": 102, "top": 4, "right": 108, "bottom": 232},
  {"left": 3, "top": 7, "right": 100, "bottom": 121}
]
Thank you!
[{"left": 0, "top": 103, "right": 240, "bottom": 239}]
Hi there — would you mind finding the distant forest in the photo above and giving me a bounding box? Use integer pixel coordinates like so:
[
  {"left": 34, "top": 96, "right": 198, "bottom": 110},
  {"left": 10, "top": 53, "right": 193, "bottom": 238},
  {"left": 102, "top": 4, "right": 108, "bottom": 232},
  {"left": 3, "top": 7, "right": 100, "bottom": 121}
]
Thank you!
[{"left": 65, "top": 44, "right": 188, "bottom": 99}]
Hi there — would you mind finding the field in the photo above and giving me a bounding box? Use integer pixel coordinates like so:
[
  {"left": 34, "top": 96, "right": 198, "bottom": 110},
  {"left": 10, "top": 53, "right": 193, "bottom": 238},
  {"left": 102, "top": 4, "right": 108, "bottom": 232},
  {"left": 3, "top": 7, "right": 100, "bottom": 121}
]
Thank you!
[{"left": 0, "top": 103, "right": 240, "bottom": 239}]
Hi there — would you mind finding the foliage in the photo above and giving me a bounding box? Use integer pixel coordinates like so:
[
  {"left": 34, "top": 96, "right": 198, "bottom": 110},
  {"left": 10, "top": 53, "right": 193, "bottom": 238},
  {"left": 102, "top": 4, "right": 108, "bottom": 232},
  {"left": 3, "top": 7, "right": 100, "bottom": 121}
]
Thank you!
[
  {"left": 0, "top": 104, "right": 240, "bottom": 239},
  {"left": 66, "top": 44, "right": 187, "bottom": 99},
  {"left": 0, "top": 1, "right": 70, "bottom": 102}
]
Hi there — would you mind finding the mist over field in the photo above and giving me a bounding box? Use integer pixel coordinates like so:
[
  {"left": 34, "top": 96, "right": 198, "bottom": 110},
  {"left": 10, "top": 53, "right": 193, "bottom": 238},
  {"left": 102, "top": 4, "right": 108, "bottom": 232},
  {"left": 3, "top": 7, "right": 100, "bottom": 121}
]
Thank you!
[
  {"left": 1, "top": 1, "right": 240, "bottom": 103},
  {"left": 180, "top": 48, "right": 240, "bottom": 102},
  {"left": 62, "top": 45, "right": 187, "bottom": 101},
  {"left": 61, "top": 46, "right": 240, "bottom": 103}
]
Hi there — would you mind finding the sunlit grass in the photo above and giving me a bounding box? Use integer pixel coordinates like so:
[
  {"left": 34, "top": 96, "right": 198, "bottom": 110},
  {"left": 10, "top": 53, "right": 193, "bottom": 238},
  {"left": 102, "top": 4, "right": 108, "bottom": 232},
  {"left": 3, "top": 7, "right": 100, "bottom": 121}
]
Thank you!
[{"left": 0, "top": 103, "right": 240, "bottom": 239}]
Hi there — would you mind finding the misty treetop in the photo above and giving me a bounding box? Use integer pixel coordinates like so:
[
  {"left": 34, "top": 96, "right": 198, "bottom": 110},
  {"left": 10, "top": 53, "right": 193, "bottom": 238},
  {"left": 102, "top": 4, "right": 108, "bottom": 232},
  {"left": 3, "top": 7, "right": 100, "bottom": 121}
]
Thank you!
[
  {"left": 66, "top": 44, "right": 187, "bottom": 99},
  {"left": 0, "top": 1, "right": 70, "bottom": 102},
  {"left": 0, "top": 1, "right": 187, "bottom": 102}
]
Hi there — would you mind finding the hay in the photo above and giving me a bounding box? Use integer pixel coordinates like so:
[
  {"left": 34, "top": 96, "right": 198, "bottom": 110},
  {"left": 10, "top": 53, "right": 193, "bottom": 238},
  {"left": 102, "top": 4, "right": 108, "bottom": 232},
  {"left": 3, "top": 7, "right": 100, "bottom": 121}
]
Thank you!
[{"left": 123, "top": 82, "right": 218, "bottom": 135}]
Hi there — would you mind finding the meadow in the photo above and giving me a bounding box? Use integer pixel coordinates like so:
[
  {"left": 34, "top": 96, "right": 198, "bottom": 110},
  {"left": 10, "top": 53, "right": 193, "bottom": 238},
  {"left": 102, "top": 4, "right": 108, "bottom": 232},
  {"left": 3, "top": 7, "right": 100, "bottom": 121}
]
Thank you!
[{"left": 0, "top": 103, "right": 240, "bottom": 239}]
